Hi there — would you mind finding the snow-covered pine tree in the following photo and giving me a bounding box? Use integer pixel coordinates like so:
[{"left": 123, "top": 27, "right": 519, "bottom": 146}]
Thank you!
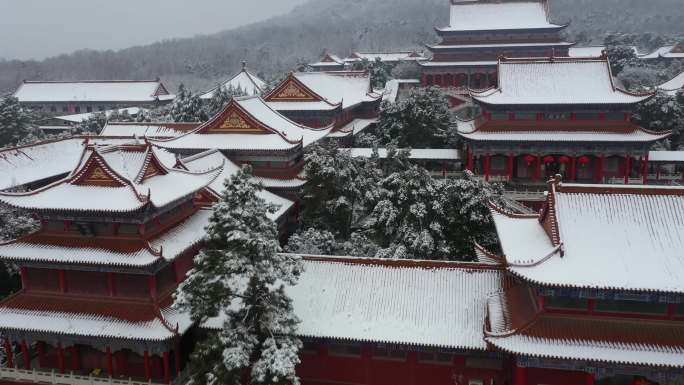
[
  {"left": 176, "top": 167, "right": 303, "bottom": 385},
  {"left": 168, "top": 84, "right": 208, "bottom": 122},
  {"left": 0, "top": 97, "right": 41, "bottom": 147},
  {"left": 205, "top": 84, "right": 230, "bottom": 118},
  {"left": 375, "top": 87, "right": 455, "bottom": 148},
  {"left": 71, "top": 112, "right": 107, "bottom": 135},
  {"left": 633, "top": 90, "right": 684, "bottom": 149}
]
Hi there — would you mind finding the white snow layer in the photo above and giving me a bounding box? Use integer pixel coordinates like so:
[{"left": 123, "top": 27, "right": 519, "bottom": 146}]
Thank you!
[
  {"left": 286, "top": 259, "right": 503, "bottom": 349},
  {"left": 493, "top": 187, "right": 684, "bottom": 293},
  {"left": 443, "top": 1, "right": 561, "bottom": 32},
  {"left": 472, "top": 58, "right": 651, "bottom": 105},
  {"left": 14, "top": 81, "right": 166, "bottom": 103}
]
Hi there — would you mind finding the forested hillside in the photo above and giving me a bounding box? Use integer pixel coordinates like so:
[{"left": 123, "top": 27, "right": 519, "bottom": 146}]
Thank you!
[{"left": 1, "top": 0, "right": 682, "bottom": 94}]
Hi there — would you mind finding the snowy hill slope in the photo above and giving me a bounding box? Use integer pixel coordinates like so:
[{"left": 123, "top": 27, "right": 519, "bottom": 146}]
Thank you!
[{"left": 0, "top": 0, "right": 682, "bottom": 94}]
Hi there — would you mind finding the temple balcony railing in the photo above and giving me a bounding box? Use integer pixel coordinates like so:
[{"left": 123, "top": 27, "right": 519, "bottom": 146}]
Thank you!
[
  {"left": 0, "top": 366, "right": 191, "bottom": 385},
  {"left": 605, "top": 177, "right": 645, "bottom": 185},
  {"left": 428, "top": 170, "right": 464, "bottom": 179},
  {"left": 648, "top": 173, "right": 683, "bottom": 181}
]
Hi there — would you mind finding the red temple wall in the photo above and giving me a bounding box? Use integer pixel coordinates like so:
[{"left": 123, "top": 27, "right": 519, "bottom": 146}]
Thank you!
[
  {"left": 298, "top": 346, "right": 506, "bottom": 385},
  {"left": 522, "top": 367, "right": 590, "bottom": 385}
]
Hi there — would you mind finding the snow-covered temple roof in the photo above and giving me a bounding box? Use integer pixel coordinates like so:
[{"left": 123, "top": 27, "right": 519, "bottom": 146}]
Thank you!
[
  {"left": 639, "top": 45, "right": 684, "bottom": 60},
  {"left": 0, "top": 142, "right": 221, "bottom": 213},
  {"left": 471, "top": 56, "right": 654, "bottom": 106},
  {"left": 178, "top": 149, "right": 295, "bottom": 221},
  {"left": 52, "top": 107, "right": 147, "bottom": 124},
  {"left": 0, "top": 292, "right": 192, "bottom": 341},
  {"left": 99, "top": 122, "right": 199, "bottom": 138},
  {"left": 345, "top": 51, "right": 426, "bottom": 63},
  {"left": 485, "top": 285, "right": 684, "bottom": 368},
  {"left": 265, "top": 72, "right": 381, "bottom": 111},
  {"left": 0, "top": 208, "right": 212, "bottom": 268},
  {"left": 658, "top": 71, "right": 684, "bottom": 96},
  {"left": 438, "top": 0, "right": 565, "bottom": 33},
  {"left": 200, "top": 65, "right": 266, "bottom": 99},
  {"left": 151, "top": 96, "right": 332, "bottom": 151},
  {"left": 490, "top": 180, "right": 684, "bottom": 294},
  {"left": 207, "top": 256, "right": 505, "bottom": 350},
  {"left": 458, "top": 126, "right": 670, "bottom": 143},
  {"left": 568, "top": 45, "right": 640, "bottom": 58},
  {"left": 13, "top": 80, "right": 172, "bottom": 103},
  {"left": 0, "top": 137, "right": 140, "bottom": 191},
  {"left": 309, "top": 53, "right": 346, "bottom": 67}
]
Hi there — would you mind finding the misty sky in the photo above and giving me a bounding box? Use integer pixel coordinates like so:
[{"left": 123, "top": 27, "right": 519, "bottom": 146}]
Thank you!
[{"left": 0, "top": 0, "right": 308, "bottom": 61}]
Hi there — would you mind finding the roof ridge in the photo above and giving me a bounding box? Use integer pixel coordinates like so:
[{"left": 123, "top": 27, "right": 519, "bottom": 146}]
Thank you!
[
  {"left": 22, "top": 79, "right": 162, "bottom": 84},
  {"left": 296, "top": 254, "right": 505, "bottom": 271}
]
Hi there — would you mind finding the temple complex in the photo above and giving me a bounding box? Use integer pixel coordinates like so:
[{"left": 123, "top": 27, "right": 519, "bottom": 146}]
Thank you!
[
  {"left": 420, "top": 0, "right": 573, "bottom": 89},
  {"left": 263, "top": 71, "right": 382, "bottom": 138},
  {"left": 458, "top": 56, "right": 667, "bottom": 185},
  {"left": 486, "top": 178, "right": 684, "bottom": 384}
]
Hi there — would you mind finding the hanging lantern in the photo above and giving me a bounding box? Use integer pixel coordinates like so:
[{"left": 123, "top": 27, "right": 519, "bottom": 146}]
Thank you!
[
  {"left": 543, "top": 155, "right": 555, "bottom": 164},
  {"left": 559, "top": 155, "right": 571, "bottom": 164},
  {"left": 578, "top": 156, "right": 591, "bottom": 165},
  {"left": 523, "top": 154, "right": 536, "bottom": 166}
]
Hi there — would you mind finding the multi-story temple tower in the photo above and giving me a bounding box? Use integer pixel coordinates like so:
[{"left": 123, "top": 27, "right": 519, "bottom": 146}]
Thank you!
[
  {"left": 420, "top": 0, "right": 573, "bottom": 89},
  {"left": 0, "top": 142, "right": 222, "bottom": 384}
]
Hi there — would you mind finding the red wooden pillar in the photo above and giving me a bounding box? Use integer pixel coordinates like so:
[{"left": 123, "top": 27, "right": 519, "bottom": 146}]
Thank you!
[
  {"left": 37, "top": 342, "right": 46, "bottom": 368},
  {"left": 20, "top": 340, "right": 30, "bottom": 369},
  {"left": 174, "top": 345, "right": 182, "bottom": 375},
  {"left": 153, "top": 355, "right": 162, "bottom": 380},
  {"left": 569, "top": 156, "right": 577, "bottom": 182},
  {"left": 58, "top": 270, "right": 67, "bottom": 293},
  {"left": 596, "top": 156, "right": 605, "bottom": 183},
  {"left": 148, "top": 276, "right": 157, "bottom": 299},
  {"left": 57, "top": 343, "right": 65, "bottom": 374},
  {"left": 144, "top": 351, "right": 151, "bottom": 381},
  {"left": 466, "top": 147, "right": 474, "bottom": 172},
  {"left": 668, "top": 303, "right": 677, "bottom": 319},
  {"left": 507, "top": 154, "right": 515, "bottom": 180},
  {"left": 642, "top": 154, "right": 649, "bottom": 184},
  {"left": 107, "top": 272, "right": 117, "bottom": 297},
  {"left": 484, "top": 154, "right": 491, "bottom": 181},
  {"left": 514, "top": 365, "right": 526, "bottom": 385},
  {"left": 106, "top": 347, "right": 114, "bottom": 377},
  {"left": 534, "top": 155, "right": 541, "bottom": 182},
  {"left": 623, "top": 155, "right": 631, "bottom": 184},
  {"left": 4, "top": 338, "right": 13, "bottom": 368},
  {"left": 20, "top": 267, "right": 29, "bottom": 290},
  {"left": 586, "top": 372, "right": 595, "bottom": 385},
  {"left": 70, "top": 346, "right": 79, "bottom": 371},
  {"left": 163, "top": 351, "right": 171, "bottom": 384}
]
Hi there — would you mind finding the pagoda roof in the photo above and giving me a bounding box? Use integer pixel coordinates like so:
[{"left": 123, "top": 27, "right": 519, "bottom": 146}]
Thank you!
[
  {"left": 99, "top": 122, "right": 199, "bottom": 138},
  {"left": 639, "top": 45, "right": 684, "bottom": 60},
  {"left": 0, "top": 143, "right": 221, "bottom": 213},
  {"left": 659, "top": 71, "right": 684, "bottom": 96},
  {"left": 457, "top": 119, "right": 670, "bottom": 144},
  {"left": 344, "top": 51, "right": 426, "bottom": 63},
  {"left": 0, "top": 292, "right": 191, "bottom": 341},
  {"left": 13, "top": 80, "right": 172, "bottom": 103},
  {"left": 427, "top": 42, "right": 574, "bottom": 51},
  {"left": 206, "top": 255, "right": 504, "bottom": 350},
  {"left": 437, "top": 0, "right": 566, "bottom": 33},
  {"left": 265, "top": 72, "right": 381, "bottom": 111},
  {"left": 470, "top": 56, "right": 654, "bottom": 106},
  {"left": 200, "top": 64, "right": 266, "bottom": 99},
  {"left": 0, "top": 137, "right": 141, "bottom": 191},
  {"left": 0, "top": 208, "right": 212, "bottom": 268},
  {"left": 150, "top": 96, "right": 332, "bottom": 151},
  {"left": 310, "top": 53, "right": 345, "bottom": 67},
  {"left": 177, "top": 149, "right": 295, "bottom": 221},
  {"left": 490, "top": 180, "right": 684, "bottom": 294},
  {"left": 485, "top": 285, "right": 684, "bottom": 368}
]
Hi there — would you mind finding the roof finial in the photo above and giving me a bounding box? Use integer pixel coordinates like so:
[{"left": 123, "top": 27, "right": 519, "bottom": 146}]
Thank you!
[{"left": 242, "top": 61, "right": 247, "bottom": 71}]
